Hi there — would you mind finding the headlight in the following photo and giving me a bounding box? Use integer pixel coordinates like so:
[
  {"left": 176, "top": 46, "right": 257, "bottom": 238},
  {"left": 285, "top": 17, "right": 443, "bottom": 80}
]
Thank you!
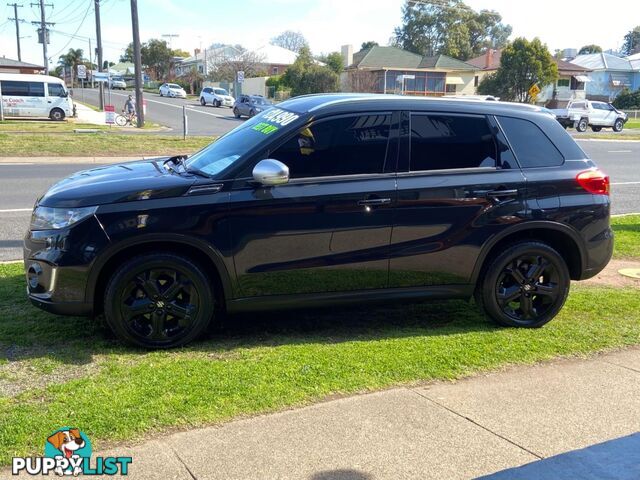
[{"left": 30, "top": 206, "right": 97, "bottom": 230}]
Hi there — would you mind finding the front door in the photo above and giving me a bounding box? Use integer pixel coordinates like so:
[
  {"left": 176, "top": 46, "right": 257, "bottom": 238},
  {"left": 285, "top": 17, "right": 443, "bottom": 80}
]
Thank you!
[
  {"left": 229, "top": 112, "right": 398, "bottom": 297},
  {"left": 389, "top": 112, "right": 527, "bottom": 287}
]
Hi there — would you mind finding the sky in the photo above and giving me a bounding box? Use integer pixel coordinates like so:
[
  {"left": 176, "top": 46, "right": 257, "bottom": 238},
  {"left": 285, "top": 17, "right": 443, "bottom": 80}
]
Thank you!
[{"left": 1, "top": 0, "right": 639, "bottom": 69}]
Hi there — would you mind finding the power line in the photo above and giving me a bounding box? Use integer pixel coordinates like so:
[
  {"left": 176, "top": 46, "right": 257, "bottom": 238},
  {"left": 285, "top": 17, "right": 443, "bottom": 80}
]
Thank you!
[{"left": 48, "top": 0, "right": 91, "bottom": 60}]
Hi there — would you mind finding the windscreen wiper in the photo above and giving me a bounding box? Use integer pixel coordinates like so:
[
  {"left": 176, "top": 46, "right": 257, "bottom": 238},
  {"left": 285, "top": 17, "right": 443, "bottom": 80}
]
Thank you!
[{"left": 165, "top": 155, "right": 211, "bottom": 178}]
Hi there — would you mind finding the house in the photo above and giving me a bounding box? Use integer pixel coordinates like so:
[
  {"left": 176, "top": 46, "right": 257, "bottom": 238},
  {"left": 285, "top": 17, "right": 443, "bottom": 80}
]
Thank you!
[
  {"left": 0, "top": 57, "right": 45, "bottom": 74},
  {"left": 569, "top": 53, "right": 640, "bottom": 101},
  {"left": 341, "top": 45, "right": 477, "bottom": 96},
  {"left": 110, "top": 62, "right": 135, "bottom": 76},
  {"left": 250, "top": 44, "right": 298, "bottom": 76},
  {"left": 466, "top": 49, "right": 591, "bottom": 107},
  {"left": 175, "top": 45, "right": 242, "bottom": 77}
]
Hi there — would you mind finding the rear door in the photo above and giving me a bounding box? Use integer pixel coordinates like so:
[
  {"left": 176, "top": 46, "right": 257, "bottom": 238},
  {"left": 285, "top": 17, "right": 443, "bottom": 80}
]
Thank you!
[
  {"left": 389, "top": 112, "right": 527, "bottom": 287},
  {"left": 228, "top": 112, "right": 399, "bottom": 296}
]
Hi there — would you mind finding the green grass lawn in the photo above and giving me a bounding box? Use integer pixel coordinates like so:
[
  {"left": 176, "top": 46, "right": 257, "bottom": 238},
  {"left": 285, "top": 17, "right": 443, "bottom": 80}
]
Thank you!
[
  {"left": 611, "top": 214, "right": 640, "bottom": 258},
  {"left": 1, "top": 251, "right": 639, "bottom": 463},
  {"left": 625, "top": 119, "right": 640, "bottom": 129},
  {"left": 0, "top": 131, "right": 212, "bottom": 157}
]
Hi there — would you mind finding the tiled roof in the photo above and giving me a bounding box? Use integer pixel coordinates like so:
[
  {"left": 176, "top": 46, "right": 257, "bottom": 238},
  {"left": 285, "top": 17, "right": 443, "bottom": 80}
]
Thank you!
[
  {"left": 351, "top": 46, "right": 476, "bottom": 71},
  {"left": 466, "top": 50, "right": 502, "bottom": 70},
  {"left": 0, "top": 57, "right": 43, "bottom": 68}
]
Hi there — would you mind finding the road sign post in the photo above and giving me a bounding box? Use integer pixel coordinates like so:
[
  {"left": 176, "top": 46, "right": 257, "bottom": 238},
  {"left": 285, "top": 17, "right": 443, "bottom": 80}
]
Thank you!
[
  {"left": 77, "top": 65, "right": 86, "bottom": 102},
  {"left": 105, "top": 104, "right": 115, "bottom": 125},
  {"left": 528, "top": 83, "right": 541, "bottom": 103}
]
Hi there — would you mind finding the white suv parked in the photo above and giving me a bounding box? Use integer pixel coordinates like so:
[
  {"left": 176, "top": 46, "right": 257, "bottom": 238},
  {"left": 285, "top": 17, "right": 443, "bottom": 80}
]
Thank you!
[
  {"left": 567, "top": 100, "right": 628, "bottom": 132},
  {"left": 199, "top": 87, "right": 234, "bottom": 107}
]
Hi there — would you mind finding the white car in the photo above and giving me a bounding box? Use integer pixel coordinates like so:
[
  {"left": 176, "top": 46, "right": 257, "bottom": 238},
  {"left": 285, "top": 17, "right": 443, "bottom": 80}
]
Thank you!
[
  {"left": 109, "top": 77, "right": 127, "bottom": 90},
  {"left": 159, "top": 83, "right": 187, "bottom": 98},
  {"left": 565, "top": 100, "right": 628, "bottom": 132},
  {"left": 199, "top": 87, "right": 234, "bottom": 107}
]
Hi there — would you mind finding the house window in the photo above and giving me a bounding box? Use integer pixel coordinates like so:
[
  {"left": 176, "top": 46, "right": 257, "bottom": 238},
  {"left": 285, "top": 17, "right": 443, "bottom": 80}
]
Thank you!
[
  {"left": 557, "top": 78, "right": 570, "bottom": 88},
  {"left": 445, "top": 83, "right": 457, "bottom": 93},
  {"left": 474, "top": 75, "right": 479, "bottom": 87},
  {"left": 198, "top": 66, "right": 203, "bottom": 73},
  {"left": 570, "top": 76, "right": 585, "bottom": 91},
  {"left": 272, "top": 66, "right": 278, "bottom": 75}
]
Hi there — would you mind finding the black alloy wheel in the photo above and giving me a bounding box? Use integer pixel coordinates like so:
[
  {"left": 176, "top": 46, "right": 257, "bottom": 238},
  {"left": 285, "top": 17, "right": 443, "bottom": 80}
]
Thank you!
[
  {"left": 477, "top": 242, "right": 570, "bottom": 328},
  {"left": 105, "top": 253, "right": 214, "bottom": 348}
]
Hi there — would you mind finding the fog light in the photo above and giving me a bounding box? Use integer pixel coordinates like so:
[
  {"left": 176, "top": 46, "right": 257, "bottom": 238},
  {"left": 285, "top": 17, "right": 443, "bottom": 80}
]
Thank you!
[{"left": 27, "top": 263, "right": 43, "bottom": 289}]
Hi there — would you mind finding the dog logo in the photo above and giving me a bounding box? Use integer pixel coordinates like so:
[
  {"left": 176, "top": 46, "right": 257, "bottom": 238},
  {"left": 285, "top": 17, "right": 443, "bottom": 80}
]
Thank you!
[{"left": 44, "top": 427, "right": 92, "bottom": 476}]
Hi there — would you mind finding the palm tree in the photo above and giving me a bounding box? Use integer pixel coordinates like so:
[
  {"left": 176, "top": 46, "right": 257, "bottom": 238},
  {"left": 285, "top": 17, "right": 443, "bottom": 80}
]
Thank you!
[{"left": 58, "top": 48, "right": 85, "bottom": 88}]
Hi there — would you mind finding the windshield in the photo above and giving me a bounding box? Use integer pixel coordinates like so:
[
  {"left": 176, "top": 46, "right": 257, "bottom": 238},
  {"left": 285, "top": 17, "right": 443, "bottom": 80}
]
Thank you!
[
  {"left": 251, "top": 96, "right": 269, "bottom": 105},
  {"left": 185, "top": 107, "right": 302, "bottom": 177},
  {"left": 169, "top": 84, "right": 181, "bottom": 89},
  {"left": 214, "top": 89, "right": 228, "bottom": 95}
]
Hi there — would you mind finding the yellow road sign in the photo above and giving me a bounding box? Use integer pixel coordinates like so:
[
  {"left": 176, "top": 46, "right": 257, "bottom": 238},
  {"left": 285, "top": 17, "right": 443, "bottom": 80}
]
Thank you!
[{"left": 528, "top": 83, "right": 541, "bottom": 97}]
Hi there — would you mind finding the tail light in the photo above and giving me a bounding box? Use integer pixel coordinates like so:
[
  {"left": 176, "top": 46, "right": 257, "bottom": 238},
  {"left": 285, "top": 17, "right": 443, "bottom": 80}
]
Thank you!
[{"left": 576, "top": 168, "right": 610, "bottom": 195}]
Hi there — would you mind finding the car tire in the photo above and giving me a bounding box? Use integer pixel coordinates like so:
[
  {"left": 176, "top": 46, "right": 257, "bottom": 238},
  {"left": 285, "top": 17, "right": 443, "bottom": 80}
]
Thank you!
[
  {"left": 613, "top": 118, "right": 624, "bottom": 132},
  {"left": 575, "top": 118, "right": 588, "bottom": 132},
  {"left": 249, "top": 109, "right": 256, "bottom": 117},
  {"left": 233, "top": 107, "right": 241, "bottom": 118},
  {"left": 200, "top": 97, "right": 206, "bottom": 106},
  {"left": 214, "top": 99, "right": 221, "bottom": 108},
  {"left": 104, "top": 252, "right": 215, "bottom": 348},
  {"left": 159, "top": 91, "right": 163, "bottom": 97},
  {"left": 591, "top": 126, "right": 602, "bottom": 132},
  {"left": 49, "top": 108, "right": 65, "bottom": 121},
  {"left": 475, "top": 241, "right": 570, "bottom": 328}
]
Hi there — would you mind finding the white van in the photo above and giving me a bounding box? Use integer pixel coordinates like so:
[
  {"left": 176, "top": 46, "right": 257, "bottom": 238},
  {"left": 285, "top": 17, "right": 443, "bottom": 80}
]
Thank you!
[{"left": 0, "top": 73, "right": 73, "bottom": 121}]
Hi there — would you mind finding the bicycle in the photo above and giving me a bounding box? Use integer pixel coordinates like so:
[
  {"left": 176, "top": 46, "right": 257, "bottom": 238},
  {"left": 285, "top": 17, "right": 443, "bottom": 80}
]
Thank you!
[{"left": 115, "top": 110, "right": 137, "bottom": 126}]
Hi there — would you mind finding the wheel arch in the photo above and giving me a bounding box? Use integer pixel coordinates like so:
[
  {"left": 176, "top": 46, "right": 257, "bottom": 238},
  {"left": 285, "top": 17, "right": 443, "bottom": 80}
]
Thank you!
[
  {"left": 88, "top": 234, "right": 233, "bottom": 315},
  {"left": 471, "top": 221, "right": 586, "bottom": 285}
]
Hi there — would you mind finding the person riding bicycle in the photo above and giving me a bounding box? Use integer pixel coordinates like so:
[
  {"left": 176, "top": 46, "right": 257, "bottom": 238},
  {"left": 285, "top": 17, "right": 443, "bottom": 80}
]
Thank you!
[{"left": 123, "top": 95, "right": 136, "bottom": 121}]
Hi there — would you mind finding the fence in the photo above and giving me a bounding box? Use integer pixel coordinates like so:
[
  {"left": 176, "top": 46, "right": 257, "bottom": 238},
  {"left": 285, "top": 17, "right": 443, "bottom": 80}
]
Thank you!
[{"left": 621, "top": 110, "right": 640, "bottom": 119}]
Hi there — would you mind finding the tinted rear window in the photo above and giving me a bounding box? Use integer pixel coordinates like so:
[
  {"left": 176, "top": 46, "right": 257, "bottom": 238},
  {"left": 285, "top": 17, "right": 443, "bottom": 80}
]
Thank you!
[
  {"left": 497, "top": 116, "right": 564, "bottom": 168},
  {"left": 410, "top": 114, "right": 497, "bottom": 171}
]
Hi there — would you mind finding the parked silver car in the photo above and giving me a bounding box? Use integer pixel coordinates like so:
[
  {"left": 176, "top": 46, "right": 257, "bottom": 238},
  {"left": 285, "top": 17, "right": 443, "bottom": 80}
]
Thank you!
[
  {"left": 199, "top": 87, "right": 234, "bottom": 107},
  {"left": 233, "top": 94, "right": 273, "bottom": 118}
]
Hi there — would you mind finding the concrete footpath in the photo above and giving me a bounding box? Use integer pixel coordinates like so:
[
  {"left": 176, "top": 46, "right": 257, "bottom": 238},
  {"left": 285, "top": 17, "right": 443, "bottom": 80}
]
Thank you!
[{"left": 80, "top": 348, "right": 640, "bottom": 480}]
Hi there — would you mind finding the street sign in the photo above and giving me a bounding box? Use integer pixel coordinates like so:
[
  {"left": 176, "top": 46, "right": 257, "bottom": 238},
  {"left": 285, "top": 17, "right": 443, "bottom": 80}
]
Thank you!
[
  {"left": 528, "top": 83, "right": 541, "bottom": 98},
  {"left": 105, "top": 105, "right": 115, "bottom": 124},
  {"left": 77, "top": 65, "right": 87, "bottom": 80},
  {"left": 94, "top": 72, "right": 109, "bottom": 82},
  {"left": 237, "top": 71, "right": 244, "bottom": 84}
]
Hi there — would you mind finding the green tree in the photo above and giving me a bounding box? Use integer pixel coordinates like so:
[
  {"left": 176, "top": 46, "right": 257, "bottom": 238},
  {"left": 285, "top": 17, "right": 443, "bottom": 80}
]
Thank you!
[
  {"left": 622, "top": 26, "right": 640, "bottom": 56},
  {"left": 119, "top": 39, "right": 186, "bottom": 79},
  {"left": 58, "top": 48, "right": 85, "bottom": 87},
  {"left": 394, "top": 0, "right": 511, "bottom": 59},
  {"left": 578, "top": 44, "right": 602, "bottom": 55},
  {"left": 478, "top": 37, "right": 557, "bottom": 103},
  {"left": 612, "top": 88, "right": 640, "bottom": 109},
  {"left": 322, "top": 52, "right": 344, "bottom": 74},
  {"left": 282, "top": 46, "right": 339, "bottom": 96},
  {"left": 361, "top": 41, "right": 379, "bottom": 50}
]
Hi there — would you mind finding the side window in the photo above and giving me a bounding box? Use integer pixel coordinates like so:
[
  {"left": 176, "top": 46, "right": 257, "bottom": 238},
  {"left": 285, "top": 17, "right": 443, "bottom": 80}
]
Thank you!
[
  {"left": 47, "top": 83, "right": 64, "bottom": 96},
  {"left": 28, "top": 82, "right": 45, "bottom": 97},
  {"left": 497, "top": 116, "right": 564, "bottom": 168},
  {"left": 571, "top": 102, "right": 584, "bottom": 109},
  {"left": 1, "top": 80, "right": 29, "bottom": 96},
  {"left": 270, "top": 114, "right": 391, "bottom": 179},
  {"left": 409, "top": 114, "right": 497, "bottom": 171}
]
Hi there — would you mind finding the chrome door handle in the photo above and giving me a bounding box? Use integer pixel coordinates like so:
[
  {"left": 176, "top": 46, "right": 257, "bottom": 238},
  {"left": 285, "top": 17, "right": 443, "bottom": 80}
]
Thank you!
[
  {"left": 486, "top": 189, "right": 518, "bottom": 198},
  {"left": 358, "top": 198, "right": 391, "bottom": 206}
]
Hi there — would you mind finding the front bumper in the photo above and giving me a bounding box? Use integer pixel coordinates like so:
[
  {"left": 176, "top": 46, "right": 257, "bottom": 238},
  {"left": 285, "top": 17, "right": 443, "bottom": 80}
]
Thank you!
[{"left": 23, "top": 216, "right": 109, "bottom": 317}]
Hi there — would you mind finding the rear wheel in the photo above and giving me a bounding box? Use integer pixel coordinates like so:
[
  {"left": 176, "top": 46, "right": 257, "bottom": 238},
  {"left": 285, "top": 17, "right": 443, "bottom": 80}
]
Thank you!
[
  {"left": 104, "top": 253, "right": 215, "bottom": 348},
  {"left": 49, "top": 108, "right": 65, "bottom": 121},
  {"left": 233, "top": 107, "right": 241, "bottom": 118},
  {"left": 476, "top": 241, "right": 570, "bottom": 328},
  {"left": 613, "top": 118, "right": 624, "bottom": 132},
  {"left": 200, "top": 97, "right": 206, "bottom": 106},
  {"left": 576, "top": 118, "right": 588, "bottom": 132},
  {"left": 249, "top": 109, "right": 256, "bottom": 117},
  {"left": 159, "top": 91, "right": 163, "bottom": 96},
  {"left": 591, "top": 126, "right": 602, "bottom": 132}
]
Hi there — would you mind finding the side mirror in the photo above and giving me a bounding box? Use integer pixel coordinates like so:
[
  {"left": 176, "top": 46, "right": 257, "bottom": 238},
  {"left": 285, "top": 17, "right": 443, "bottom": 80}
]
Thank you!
[{"left": 252, "top": 159, "right": 289, "bottom": 186}]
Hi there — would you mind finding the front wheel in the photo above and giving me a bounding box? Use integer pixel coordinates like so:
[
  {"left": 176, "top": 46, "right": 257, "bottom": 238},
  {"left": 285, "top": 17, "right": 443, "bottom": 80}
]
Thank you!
[
  {"left": 104, "top": 253, "right": 215, "bottom": 348},
  {"left": 576, "top": 118, "right": 588, "bottom": 132},
  {"left": 214, "top": 99, "right": 221, "bottom": 108},
  {"left": 115, "top": 114, "right": 127, "bottom": 127},
  {"left": 613, "top": 118, "right": 624, "bottom": 132},
  {"left": 476, "top": 241, "right": 570, "bottom": 328},
  {"left": 49, "top": 108, "right": 65, "bottom": 121}
]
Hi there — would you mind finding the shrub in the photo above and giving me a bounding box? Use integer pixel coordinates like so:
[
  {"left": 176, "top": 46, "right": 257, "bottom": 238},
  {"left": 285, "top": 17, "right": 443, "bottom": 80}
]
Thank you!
[{"left": 613, "top": 88, "right": 640, "bottom": 110}]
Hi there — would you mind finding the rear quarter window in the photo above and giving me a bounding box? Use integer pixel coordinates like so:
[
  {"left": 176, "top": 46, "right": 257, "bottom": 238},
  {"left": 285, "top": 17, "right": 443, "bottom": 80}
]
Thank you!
[{"left": 496, "top": 116, "right": 564, "bottom": 168}]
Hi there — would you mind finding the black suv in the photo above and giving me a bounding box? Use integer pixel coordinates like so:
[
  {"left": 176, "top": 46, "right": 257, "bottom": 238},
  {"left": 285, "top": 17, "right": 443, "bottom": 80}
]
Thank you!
[{"left": 24, "top": 94, "right": 613, "bottom": 348}]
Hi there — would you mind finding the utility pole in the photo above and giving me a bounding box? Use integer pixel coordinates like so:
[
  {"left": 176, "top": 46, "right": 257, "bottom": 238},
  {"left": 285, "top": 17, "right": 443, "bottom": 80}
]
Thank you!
[
  {"left": 130, "top": 0, "right": 144, "bottom": 127},
  {"left": 31, "top": 0, "right": 53, "bottom": 74},
  {"left": 94, "top": 0, "right": 104, "bottom": 109},
  {"left": 88, "top": 37, "right": 94, "bottom": 88},
  {"left": 7, "top": 3, "right": 23, "bottom": 61}
]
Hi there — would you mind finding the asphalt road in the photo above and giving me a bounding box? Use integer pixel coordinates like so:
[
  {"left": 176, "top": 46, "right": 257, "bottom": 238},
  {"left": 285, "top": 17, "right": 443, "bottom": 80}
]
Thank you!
[
  {"left": 74, "top": 88, "right": 244, "bottom": 136},
  {"left": 1, "top": 140, "right": 638, "bottom": 261}
]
